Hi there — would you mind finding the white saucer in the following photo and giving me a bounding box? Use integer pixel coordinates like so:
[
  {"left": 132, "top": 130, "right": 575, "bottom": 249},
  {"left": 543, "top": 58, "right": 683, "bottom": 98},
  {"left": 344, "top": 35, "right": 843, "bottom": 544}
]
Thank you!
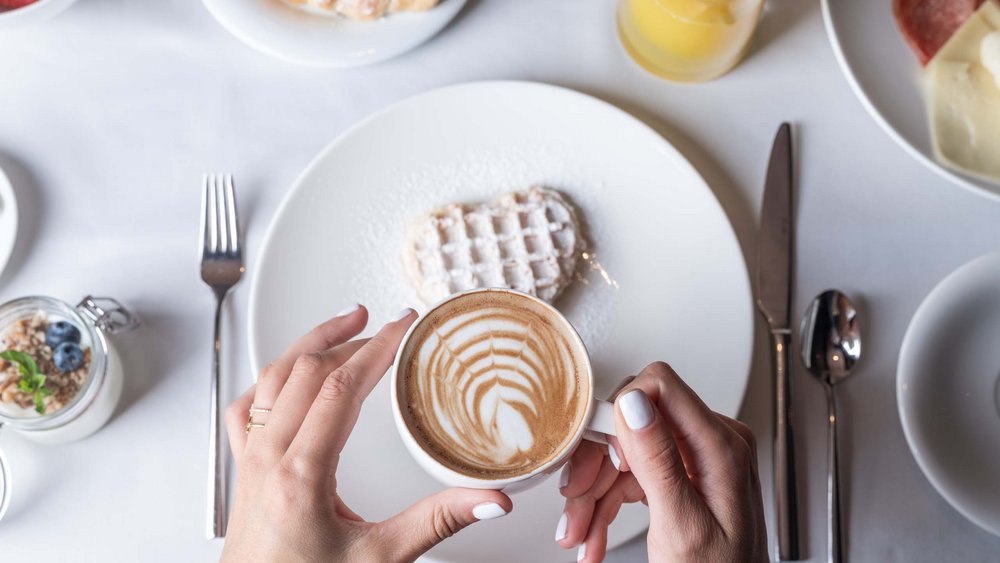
[
  {"left": 898, "top": 252, "right": 1000, "bottom": 537},
  {"left": 201, "top": 0, "right": 466, "bottom": 67},
  {"left": 0, "top": 164, "right": 18, "bottom": 281}
]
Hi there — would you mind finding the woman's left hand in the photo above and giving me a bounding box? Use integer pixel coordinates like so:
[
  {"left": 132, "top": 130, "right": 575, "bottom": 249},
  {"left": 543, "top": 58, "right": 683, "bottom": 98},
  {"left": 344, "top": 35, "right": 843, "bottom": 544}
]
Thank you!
[{"left": 221, "top": 305, "right": 513, "bottom": 562}]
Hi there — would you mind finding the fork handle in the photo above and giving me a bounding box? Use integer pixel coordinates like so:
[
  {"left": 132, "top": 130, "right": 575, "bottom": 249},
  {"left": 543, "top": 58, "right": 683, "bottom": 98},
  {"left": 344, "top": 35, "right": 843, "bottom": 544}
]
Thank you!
[{"left": 208, "top": 295, "right": 228, "bottom": 539}]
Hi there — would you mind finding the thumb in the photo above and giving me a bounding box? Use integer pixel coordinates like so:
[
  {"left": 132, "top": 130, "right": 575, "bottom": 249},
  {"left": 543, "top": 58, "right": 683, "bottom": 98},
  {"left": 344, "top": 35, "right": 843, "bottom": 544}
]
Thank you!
[
  {"left": 376, "top": 488, "right": 513, "bottom": 561},
  {"left": 614, "top": 388, "right": 704, "bottom": 524}
]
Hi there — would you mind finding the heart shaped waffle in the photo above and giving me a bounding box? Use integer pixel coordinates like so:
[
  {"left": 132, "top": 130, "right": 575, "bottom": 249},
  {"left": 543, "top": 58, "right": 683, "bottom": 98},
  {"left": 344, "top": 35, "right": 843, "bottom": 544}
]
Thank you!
[{"left": 403, "top": 187, "right": 586, "bottom": 305}]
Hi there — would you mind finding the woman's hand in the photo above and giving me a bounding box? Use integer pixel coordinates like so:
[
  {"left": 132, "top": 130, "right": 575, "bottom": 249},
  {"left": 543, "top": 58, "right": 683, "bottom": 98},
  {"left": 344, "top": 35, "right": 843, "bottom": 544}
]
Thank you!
[
  {"left": 221, "top": 305, "right": 512, "bottom": 563},
  {"left": 556, "top": 362, "right": 768, "bottom": 562}
]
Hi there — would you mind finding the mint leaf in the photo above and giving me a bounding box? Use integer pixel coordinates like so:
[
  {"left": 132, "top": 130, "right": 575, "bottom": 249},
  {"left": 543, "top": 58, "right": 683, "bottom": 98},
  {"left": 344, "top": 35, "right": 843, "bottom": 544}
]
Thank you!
[
  {"left": 2, "top": 349, "right": 49, "bottom": 415},
  {"left": 33, "top": 394, "right": 45, "bottom": 414},
  {"left": 1, "top": 349, "right": 37, "bottom": 377}
]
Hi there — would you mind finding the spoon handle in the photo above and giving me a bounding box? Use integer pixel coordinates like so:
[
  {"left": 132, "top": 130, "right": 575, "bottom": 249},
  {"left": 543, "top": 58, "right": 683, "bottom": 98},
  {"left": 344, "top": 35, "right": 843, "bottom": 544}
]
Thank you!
[{"left": 825, "top": 384, "right": 844, "bottom": 563}]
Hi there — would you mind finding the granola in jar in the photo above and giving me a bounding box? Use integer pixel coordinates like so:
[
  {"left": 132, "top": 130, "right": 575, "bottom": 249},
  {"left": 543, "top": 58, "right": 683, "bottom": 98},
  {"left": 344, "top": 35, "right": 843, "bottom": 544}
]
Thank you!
[{"left": 0, "top": 312, "right": 92, "bottom": 416}]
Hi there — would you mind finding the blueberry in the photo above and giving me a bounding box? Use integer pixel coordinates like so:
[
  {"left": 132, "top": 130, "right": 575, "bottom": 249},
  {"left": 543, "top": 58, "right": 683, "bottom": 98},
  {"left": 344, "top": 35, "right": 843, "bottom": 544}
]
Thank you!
[
  {"left": 53, "top": 342, "right": 84, "bottom": 373},
  {"left": 45, "top": 321, "right": 81, "bottom": 348}
]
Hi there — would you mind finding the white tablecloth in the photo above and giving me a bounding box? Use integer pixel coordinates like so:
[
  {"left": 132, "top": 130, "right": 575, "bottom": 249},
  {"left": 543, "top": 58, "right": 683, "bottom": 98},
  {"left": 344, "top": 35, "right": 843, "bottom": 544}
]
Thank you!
[{"left": 1, "top": 0, "right": 999, "bottom": 561}]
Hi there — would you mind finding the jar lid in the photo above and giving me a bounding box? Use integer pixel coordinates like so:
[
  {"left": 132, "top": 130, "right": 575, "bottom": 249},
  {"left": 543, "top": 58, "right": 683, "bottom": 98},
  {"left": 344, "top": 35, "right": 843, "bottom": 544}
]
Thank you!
[{"left": 77, "top": 296, "right": 140, "bottom": 334}]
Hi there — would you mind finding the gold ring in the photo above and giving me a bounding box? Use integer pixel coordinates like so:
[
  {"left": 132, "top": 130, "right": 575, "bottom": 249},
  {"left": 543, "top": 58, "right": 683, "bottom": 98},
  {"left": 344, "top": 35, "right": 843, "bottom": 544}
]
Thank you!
[{"left": 245, "top": 405, "right": 272, "bottom": 434}]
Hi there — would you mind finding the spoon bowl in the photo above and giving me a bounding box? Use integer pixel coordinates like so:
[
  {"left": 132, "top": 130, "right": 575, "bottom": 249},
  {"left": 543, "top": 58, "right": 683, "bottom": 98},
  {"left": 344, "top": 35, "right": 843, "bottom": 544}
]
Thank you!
[{"left": 801, "top": 290, "right": 862, "bottom": 385}]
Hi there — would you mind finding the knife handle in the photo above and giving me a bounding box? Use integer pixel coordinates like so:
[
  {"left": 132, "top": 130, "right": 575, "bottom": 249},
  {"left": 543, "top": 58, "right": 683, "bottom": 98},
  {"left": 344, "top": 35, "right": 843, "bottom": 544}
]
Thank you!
[{"left": 772, "top": 329, "right": 800, "bottom": 561}]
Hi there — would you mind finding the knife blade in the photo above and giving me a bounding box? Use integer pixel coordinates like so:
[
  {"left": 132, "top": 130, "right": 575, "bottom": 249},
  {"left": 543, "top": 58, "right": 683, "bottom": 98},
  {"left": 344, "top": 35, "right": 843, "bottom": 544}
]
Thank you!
[
  {"left": 755, "top": 122, "right": 800, "bottom": 561},
  {"left": 757, "top": 123, "right": 792, "bottom": 329}
]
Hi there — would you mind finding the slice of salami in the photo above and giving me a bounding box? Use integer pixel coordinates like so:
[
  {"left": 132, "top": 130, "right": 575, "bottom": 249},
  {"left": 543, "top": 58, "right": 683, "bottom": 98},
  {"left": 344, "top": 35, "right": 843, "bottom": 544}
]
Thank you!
[{"left": 893, "top": 0, "right": 986, "bottom": 65}]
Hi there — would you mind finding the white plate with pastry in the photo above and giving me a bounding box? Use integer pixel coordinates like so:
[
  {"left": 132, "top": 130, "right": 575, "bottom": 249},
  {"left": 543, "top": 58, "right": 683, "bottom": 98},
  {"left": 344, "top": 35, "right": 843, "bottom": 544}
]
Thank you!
[
  {"left": 822, "top": 0, "right": 1000, "bottom": 200},
  {"left": 201, "top": 0, "right": 466, "bottom": 67},
  {"left": 898, "top": 252, "right": 1000, "bottom": 537},
  {"left": 248, "top": 81, "right": 754, "bottom": 562}
]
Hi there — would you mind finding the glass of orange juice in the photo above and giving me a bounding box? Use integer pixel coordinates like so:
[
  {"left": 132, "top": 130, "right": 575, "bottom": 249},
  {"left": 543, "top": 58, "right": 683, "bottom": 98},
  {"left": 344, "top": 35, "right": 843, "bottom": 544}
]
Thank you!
[{"left": 617, "top": 0, "right": 764, "bottom": 82}]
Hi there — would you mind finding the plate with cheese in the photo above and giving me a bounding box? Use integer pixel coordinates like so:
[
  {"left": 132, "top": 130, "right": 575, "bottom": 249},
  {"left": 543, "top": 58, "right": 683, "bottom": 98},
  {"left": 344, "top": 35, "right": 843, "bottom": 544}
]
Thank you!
[{"left": 823, "top": 0, "right": 1000, "bottom": 200}]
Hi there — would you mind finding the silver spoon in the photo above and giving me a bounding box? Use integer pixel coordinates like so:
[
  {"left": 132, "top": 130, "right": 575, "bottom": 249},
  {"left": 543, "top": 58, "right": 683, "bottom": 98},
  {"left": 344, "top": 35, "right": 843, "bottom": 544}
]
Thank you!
[{"left": 800, "top": 290, "right": 861, "bottom": 563}]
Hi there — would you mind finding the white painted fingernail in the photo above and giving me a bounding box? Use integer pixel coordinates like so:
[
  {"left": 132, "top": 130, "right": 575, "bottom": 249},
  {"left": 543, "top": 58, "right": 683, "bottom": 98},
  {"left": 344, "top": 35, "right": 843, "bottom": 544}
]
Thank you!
[
  {"left": 559, "top": 463, "right": 571, "bottom": 488},
  {"left": 472, "top": 502, "right": 507, "bottom": 520},
  {"left": 619, "top": 389, "right": 654, "bottom": 430},
  {"left": 391, "top": 308, "right": 415, "bottom": 322},
  {"left": 555, "top": 512, "right": 568, "bottom": 541},
  {"left": 608, "top": 445, "right": 621, "bottom": 471},
  {"left": 577, "top": 542, "right": 587, "bottom": 561},
  {"left": 335, "top": 303, "right": 361, "bottom": 318}
]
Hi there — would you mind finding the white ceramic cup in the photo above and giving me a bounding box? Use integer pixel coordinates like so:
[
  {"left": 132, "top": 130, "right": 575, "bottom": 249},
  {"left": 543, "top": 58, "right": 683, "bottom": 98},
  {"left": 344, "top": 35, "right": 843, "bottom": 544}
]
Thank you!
[{"left": 390, "top": 288, "right": 616, "bottom": 493}]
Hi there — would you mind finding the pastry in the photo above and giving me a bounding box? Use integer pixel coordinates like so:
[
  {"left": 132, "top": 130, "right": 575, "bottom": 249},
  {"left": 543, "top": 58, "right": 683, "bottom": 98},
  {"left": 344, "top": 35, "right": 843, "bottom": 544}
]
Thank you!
[{"left": 403, "top": 187, "right": 585, "bottom": 305}]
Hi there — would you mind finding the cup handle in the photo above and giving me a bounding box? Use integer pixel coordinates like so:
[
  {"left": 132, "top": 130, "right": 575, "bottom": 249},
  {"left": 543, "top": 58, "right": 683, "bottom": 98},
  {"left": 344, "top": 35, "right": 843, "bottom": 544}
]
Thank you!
[{"left": 582, "top": 399, "right": 616, "bottom": 445}]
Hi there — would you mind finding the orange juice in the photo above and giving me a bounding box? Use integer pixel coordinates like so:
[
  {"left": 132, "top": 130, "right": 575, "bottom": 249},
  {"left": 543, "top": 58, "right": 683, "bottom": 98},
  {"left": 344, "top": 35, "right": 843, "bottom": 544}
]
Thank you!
[{"left": 617, "top": 0, "right": 764, "bottom": 82}]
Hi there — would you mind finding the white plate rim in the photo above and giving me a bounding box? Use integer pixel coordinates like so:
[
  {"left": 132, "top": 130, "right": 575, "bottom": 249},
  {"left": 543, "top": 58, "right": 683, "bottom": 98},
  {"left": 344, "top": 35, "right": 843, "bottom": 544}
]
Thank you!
[
  {"left": 0, "top": 164, "right": 18, "bottom": 280},
  {"left": 200, "top": 0, "right": 467, "bottom": 68},
  {"left": 820, "top": 0, "right": 1000, "bottom": 203},
  {"left": 246, "top": 80, "right": 755, "bottom": 561},
  {"left": 897, "top": 251, "right": 1000, "bottom": 537}
]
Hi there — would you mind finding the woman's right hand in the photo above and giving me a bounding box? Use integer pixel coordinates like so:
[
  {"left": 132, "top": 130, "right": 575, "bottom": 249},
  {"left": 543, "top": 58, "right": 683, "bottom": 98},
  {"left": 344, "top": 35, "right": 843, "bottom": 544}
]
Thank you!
[
  {"left": 556, "top": 362, "right": 769, "bottom": 562},
  {"left": 221, "top": 305, "right": 512, "bottom": 563}
]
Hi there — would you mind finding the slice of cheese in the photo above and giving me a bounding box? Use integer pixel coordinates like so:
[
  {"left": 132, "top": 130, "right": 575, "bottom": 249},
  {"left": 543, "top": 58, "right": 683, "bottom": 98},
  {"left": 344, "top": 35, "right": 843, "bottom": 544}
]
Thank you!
[
  {"left": 928, "top": 61, "right": 1000, "bottom": 179},
  {"left": 926, "top": 1, "right": 1000, "bottom": 182}
]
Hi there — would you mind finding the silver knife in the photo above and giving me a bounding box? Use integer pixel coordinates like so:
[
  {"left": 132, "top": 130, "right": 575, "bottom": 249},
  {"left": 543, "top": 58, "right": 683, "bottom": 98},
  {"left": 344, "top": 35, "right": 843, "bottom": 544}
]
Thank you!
[{"left": 756, "top": 123, "right": 800, "bottom": 561}]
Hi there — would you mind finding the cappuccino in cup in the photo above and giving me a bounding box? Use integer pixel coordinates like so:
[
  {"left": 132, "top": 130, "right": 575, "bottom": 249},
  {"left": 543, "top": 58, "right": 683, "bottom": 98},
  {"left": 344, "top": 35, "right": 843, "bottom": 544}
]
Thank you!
[{"left": 392, "top": 289, "right": 615, "bottom": 491}]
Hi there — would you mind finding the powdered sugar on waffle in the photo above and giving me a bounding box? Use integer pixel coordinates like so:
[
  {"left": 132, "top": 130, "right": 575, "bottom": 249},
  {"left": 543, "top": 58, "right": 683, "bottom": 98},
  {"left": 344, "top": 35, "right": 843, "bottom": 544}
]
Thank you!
[
  {"left": 350, "top": 142, "right": 617, "bottom": 356},
  {"left": 403, "top": 188, "right": 584, "bottom": 305}
]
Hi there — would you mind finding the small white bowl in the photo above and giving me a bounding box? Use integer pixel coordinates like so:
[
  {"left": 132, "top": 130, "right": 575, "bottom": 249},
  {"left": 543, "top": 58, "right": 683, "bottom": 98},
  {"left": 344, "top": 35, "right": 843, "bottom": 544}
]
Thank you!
[
  {"left": 0, "top": 0, "right": 78, "bottom": 29},
  {"left": 201, "top": 0, "right": 467, "bottom": 67},
  {"left": 898, "top": 252, "right": 1000, "bottom": 537}
]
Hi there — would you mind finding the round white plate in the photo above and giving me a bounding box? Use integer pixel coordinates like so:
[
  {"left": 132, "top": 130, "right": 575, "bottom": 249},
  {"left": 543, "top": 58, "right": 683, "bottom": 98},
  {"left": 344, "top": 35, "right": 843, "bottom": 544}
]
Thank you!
[
  {"left": 898, "top": 252, "right": 1000, "bottom": 537},
  {"left": 248, "top": 81, "right": 754, "bottom": 562},
  {"left": 821, "top": 0, "right": 1000, "bottom": 201},
  {"left": 0, "top": 0, "right": 77, "bottom": 29},
  {"left": 201, "top": 0, "right": 466, "bottom": 67},
  {"left": 0, "top": 164, "right": 18, "bottom": 280}
]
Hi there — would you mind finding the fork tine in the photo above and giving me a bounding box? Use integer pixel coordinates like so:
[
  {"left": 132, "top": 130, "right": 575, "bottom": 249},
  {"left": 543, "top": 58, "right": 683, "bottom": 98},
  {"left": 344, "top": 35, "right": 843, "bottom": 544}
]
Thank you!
[
  {"left": 215, "top": 175, "right": 229, "bottom": 255},
  {"left": 198, "top": 174, "right": 208, "bottom": 259},
  {"left": 201, "top": 174, "right": 217, "bottom": 256},
  {"left": 225, "top": 175, "right": 240, "bottom": 257},
  {"left": 208, "top": 174, "right": 220, "bottom": 254}
]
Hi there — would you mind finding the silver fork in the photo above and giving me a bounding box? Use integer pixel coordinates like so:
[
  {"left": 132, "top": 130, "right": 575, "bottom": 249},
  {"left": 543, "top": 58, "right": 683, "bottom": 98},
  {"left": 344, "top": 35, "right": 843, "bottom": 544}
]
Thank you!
[{"left": 200, "top": 174, "right": 244, "bottom": 539}]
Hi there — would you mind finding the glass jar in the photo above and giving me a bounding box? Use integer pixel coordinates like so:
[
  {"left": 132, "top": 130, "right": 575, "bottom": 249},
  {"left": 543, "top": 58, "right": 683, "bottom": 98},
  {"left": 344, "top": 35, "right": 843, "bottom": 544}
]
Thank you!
[
  {"left": 617, "top": 0, "right": 764, "bottom": 82},
  {"left": 0, "top": 295, "right": 138, "bottom": 522}
]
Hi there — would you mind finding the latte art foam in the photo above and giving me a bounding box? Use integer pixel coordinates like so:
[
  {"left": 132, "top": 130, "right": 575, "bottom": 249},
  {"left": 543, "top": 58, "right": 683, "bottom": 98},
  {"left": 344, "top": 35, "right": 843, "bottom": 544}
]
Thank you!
[{"left": 400, "top": 291, "right": 589, "bottom": 479}]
